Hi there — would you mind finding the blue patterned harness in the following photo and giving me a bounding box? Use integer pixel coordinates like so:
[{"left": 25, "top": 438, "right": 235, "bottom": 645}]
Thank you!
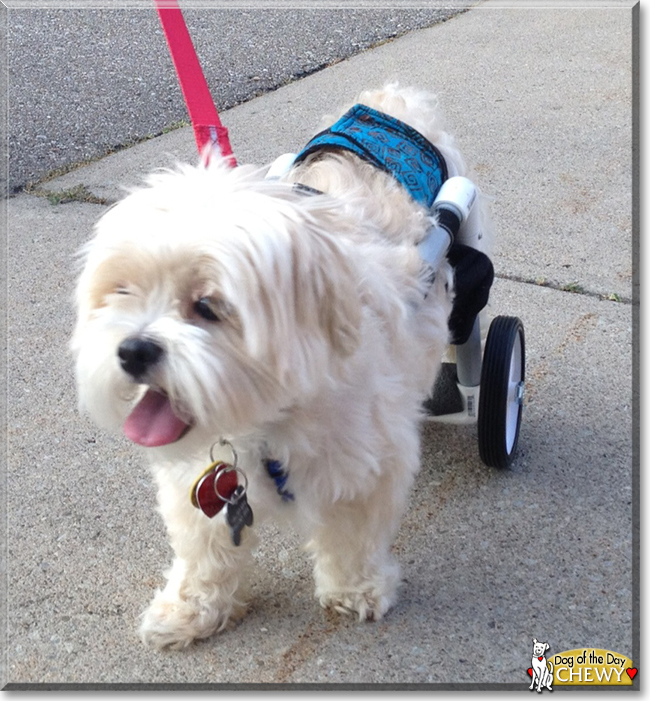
[
  {"left": 294, "top": 104, "right": 448, "bottom": 208},
  {"left": 294, "top": 103, "right": 494, "bottom": 346}
]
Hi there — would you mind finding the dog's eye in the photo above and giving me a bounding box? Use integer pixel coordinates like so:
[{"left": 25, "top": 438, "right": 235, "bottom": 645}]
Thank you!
[
  {"left": 115, "top": 286, "right": 131, "bottom": 295},
  {"left": 194, "top": 297, "right": 225, "bottom": 322}
]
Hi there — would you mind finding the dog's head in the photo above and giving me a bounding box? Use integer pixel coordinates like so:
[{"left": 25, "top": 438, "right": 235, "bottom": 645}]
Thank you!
[
  {"left": 532, "top": 639, "right": 550, "bottom": 657},
  {"left": 71, "top": 160, "right": 361, "bottom": 447}
]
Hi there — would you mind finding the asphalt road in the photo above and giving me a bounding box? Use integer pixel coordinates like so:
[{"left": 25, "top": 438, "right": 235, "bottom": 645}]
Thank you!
[{"left": 6, "top": 3, "right": 469, "bottom": 192}]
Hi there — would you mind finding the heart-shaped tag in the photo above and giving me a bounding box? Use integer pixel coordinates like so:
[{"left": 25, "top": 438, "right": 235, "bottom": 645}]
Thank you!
[
  {"left": 538, "top": 656, "right": 544, "bottom": 661},
  {"left": 191, "top": 462, "right": 238, "bottom": 518},
  {"left": 626, "top": 668, "right": 637, "bottom": 680}
]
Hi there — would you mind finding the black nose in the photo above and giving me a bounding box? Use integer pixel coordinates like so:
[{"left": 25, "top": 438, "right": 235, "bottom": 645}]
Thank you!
[{"left": 118, "top": 337, "right": 163, "bottom": 378}]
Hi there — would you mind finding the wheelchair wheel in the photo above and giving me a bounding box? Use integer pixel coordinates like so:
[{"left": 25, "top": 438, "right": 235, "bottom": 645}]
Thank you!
[{"left": 478, "top": 316, "right": 525, "bottom": 468}]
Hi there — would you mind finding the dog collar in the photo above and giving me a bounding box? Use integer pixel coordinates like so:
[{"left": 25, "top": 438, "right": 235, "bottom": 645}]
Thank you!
[
  {"left": 264, "top": 458, "right": 295, "bottom": 502},
  {"left": 294, "top": 104, "right": 448, "bottom": 208}
]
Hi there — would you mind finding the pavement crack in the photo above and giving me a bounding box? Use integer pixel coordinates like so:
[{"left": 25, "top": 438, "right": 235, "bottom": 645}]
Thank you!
[
  {"left": 24, "top": 183, "right": 110, "bottom": 206},
  {"left": 495, "top": 273, "right": 632, "bottom": 305}
]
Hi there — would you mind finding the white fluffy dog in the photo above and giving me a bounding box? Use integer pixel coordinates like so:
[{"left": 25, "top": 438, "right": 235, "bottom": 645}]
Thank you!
[{"left": 71, "top": 84, "right": 491, "bottom": 649}]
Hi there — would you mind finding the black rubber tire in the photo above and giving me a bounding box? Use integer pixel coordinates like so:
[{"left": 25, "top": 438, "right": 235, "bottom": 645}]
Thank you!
[{"left": 478, "top": 316, "right": 525, "bottom": 468}]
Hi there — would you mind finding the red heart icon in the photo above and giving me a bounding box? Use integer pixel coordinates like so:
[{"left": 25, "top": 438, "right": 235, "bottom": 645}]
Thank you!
[
  {"left": 527, "top": 668, "right": 533, "bottom": 677},
  {"left": 538, "top": 656, "right": 544, "bottom": 661},
  {"left": 626, "top": 668, "right": 637, "bottom": 680}
]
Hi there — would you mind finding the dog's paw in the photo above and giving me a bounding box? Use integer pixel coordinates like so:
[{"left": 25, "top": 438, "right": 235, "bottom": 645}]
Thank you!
[
  {"left": 139, "top": 594, "right": 245, "bottom": 649},
  {"left": 318, "top": 589, "right": 394, "bottom": 622}
]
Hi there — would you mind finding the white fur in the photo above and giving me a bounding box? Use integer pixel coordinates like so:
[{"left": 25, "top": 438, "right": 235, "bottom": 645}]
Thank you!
[{"left": 71, "top": 84, "right": 492, "bottom": 649}]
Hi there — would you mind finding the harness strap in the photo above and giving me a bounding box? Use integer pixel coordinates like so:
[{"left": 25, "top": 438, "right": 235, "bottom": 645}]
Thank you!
[
  {"left": 154, "top": 0, "right": 236, "bottom": 166},
  {"left": 292, "top": 183, "right": 324, "bottom": 197},
  {"left": 294, "top": 104, "right": 448, "bottom": 208}
]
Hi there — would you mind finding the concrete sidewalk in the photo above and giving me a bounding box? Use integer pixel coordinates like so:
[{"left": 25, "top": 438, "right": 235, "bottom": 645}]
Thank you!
[{"left": 3, "top": 1, "right": 637, "bottom": 689}]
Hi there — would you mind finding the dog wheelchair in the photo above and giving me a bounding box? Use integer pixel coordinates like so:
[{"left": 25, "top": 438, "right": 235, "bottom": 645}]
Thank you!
[
  {"left": 417, "top": 176, "right": 525, "bottom": 469},
  {"left": 267, "top": 157, "right": 525, "bottom": 469}
]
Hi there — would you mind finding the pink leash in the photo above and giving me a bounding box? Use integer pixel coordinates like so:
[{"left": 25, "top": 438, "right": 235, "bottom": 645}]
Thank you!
[{"left": 154, "top": 0, "right": 237, "bottom": 167}]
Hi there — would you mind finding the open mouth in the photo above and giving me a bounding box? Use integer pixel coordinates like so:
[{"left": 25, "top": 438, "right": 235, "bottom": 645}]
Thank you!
[{"left": 123, "top": 388, "right": 192, "bottom": 447}]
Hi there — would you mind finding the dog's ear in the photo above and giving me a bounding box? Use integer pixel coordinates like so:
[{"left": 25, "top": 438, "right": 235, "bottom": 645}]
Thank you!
[
  {"left": 291, "top": 225, "right": 361, "bottom": 357},
  {"left": 533, "top": 639, "right": 538, "bottom": 644},
  {"left": 216, "top": 198, "right": 362, "bottom": 373},
  {"left": 545, "top": 643, "right": 549, "bottom": 652}
]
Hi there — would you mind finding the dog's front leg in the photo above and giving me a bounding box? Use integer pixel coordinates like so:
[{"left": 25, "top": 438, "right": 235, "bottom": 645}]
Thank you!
[
  {"left": 139, "top": 470, "right": 255, "bottom": 649},
  {"left": 307, "top": 469, "right": 411, "bottom": 622}
]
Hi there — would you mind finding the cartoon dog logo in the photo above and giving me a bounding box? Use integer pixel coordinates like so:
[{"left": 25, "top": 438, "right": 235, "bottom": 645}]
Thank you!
[{"left": 529, "top": 639, "right": 553, "bottom": 692}]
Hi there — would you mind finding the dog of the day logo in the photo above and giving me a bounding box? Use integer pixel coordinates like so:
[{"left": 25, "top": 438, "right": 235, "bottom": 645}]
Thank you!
[{"left": 527, "top": 640, "right": 636, "bottom": 690}]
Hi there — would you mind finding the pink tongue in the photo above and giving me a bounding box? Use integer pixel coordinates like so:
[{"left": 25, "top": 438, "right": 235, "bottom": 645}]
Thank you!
[{"left": 123, "top": 389, "right": 190, "bottom": 447}]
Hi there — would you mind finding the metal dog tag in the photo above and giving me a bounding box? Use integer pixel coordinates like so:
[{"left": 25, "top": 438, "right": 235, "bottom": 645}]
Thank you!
[
  {"left": 191, "top": 461, "right": 238, "bottom": 518},
  {"left": 226, "top": 485, "right": 254, "bottom": 546}
]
